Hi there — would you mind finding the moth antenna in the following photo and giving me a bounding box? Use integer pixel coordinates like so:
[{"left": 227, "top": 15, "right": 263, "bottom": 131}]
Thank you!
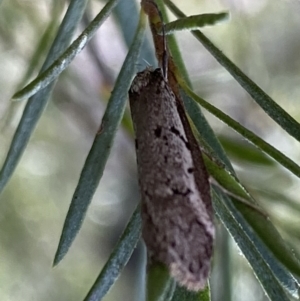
[
  {"left": 142, "top": 58, "right": 151, "bottom": 67},
  {"left": 157, "top": 8, "right": 168, "bottom": 81}
]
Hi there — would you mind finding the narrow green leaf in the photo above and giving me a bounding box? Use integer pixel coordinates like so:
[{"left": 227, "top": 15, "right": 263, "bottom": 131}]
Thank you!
[
  {"left": 181, "top": 85, "right": 300, "bottom": 179},
  {"left": 113, "top": 0, "right": 156, "bottom": 66},
  {"left": 187, "top": 105, "right": 300, "bottom": 295},
  {"left": 218, "top": 135, "right": 275, "bottom": 166},
  {"left": 53, "top": 10, "right": 147, "bottom": 266},
  {"left": 190, "top": 106, "right": 300, "bottom": 294},
  {"left": 187, "top": 112, "right": 251, "bottom": 201},
  {"left": 165, "top": 0, "right": 300, "bottom": 143},
  {"left": 231, "top": 194, "right": 300, "bottom": 284},
  {"left": 83, "top": 205, "right": 142, "bottom": 301},
  {"left": 171, "top": 284, "right": 210, "bottom": 301},
  {"left": 213, "top": 227, "right": 232, "bottom": 301},
  {"left": 256, "top": 188, "right": 300, "bottom": 213},
  {"left": 188, "top": 106, "right": 300, "bottom": 295},
  {"left": 198, "top": 286, "right": 211, "bottom": 301},
  {"left": 146, "top": 263, "right": 176, "bottom": 301},
  {"left": 181, "top": 91, "right": 234, "bottom": 173},
  {"left": 164, "top": 281, "right": 177, "bottom": 301},
  {"left": 0, "top": 0, "right": 89, "bottom": 195},
  {"left": 203, "top": 154, "right": 251, "bottom": 201},
  {"left": 190, "top": 93, "right": 300, "bottom": 298},
  {"left": 12, "top": 0, "right": 120, "bottom": 101},
  {"left": 212, "top": 188, "right": 294, "bottom": 301},
  {"left": 164, "top": 13, "right": 228, "bottom": 35}
]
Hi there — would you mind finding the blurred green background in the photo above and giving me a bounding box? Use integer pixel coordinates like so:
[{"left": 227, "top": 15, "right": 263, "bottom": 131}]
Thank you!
[{"left": 1, "top": 0, "right": 300, "bottom": 300}]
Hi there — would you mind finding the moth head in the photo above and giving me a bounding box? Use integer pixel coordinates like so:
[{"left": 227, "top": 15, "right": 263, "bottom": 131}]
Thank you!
[{"left": 129, "top": 68, "right": 166, "bottom": 94}]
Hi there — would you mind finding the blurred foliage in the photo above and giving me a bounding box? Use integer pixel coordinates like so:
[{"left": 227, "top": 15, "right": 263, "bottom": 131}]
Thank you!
[{"left": 1, "top": 0, "right": 300, "bottom": 301}]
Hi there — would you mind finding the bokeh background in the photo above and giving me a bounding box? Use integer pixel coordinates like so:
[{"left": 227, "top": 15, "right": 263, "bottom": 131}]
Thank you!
[{"left": 1, "top": 0, "right": 300, "bottom": 300}]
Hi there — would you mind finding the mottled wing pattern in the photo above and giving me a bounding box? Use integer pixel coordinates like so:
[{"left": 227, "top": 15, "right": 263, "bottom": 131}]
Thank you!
[{"left": 129, "top": 68, "right": 214, "bottom": 291}]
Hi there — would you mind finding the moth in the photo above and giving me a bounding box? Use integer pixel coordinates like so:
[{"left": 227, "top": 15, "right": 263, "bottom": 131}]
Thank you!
[{"left": 129, "top": 67, "right": 215, "bottom": 291}]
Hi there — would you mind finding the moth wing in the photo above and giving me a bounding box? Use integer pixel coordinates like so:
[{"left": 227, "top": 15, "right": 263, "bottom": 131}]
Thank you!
[{"left": 142, "top": 194, "right": 214, "bottom": 291}]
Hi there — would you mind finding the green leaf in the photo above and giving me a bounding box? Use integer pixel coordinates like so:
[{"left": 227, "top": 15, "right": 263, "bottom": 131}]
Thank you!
[
  {"left": 231, "top": 193, "right": 300, "bottom": 284},
  {"left": 182, "top": 84, "right": 300, "bottom": 179},
  {"left": 0, "top": 0, "right": 89, "bottom": 195},
  {"left": 198, "top": 286, "right": 211, "bottom": 301},
  {"left": 187, "top": 92, "right": 300, "bottom": 295},
  {"left": 53, "top": 9, "right": 147, "bottom": 266},
  {"left": 171, "top": 284, "right": 211, "bottom": 301},
  {"left": 203, "top": 154, "right": 251, "bottom": 201},
  {"left": 113, "top": 0, "right": 156, "bottom": 66},
  {"left": 218, "top": 135, "right": 275, "bottom": 166},
  {"left": 186, "top": 103, "right": 300, "bottom": 296},
  {"left": 83, "top": 205, "right": 142, "bottom": 301},
  {"left": 213, "top": 228, "right": 231, "bottom": 301},
  {"left": 255, "top": 188, "right": 300, "bottom": 213},
  {"left": 146, "top": 263, "right": 176, "bottom": 301},
  {"left": 186, "top": 101, "right": 300, "bottom": 297},
  {"left": 212, "top": 188, "right": 295, "bottom": 301},
  {"left": 165, "top": 0, "right": 300, "bottom": 144},
  {"left": 181, "top": 91, "right": 234, "bottom": 173},
  {"left": 186, "top": 110, "right": 251, "bottom": 202},
  {"left": 12, "top": 0, "right": 120, "bottom": 101},
  {"left": 164, "top": 13, "right": 228, "bottom": 35}
]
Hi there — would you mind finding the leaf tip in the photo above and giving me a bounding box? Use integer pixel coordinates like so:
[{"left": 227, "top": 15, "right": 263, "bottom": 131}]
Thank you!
[
  {"left": 11, "top": 93, "right": 26, "bottom": 102},
  {"left": 53, "top": 247, "right": 65, "bottom": 267},
  {"left": 52, "top": 227, "right": 75, "bottom": 267}
]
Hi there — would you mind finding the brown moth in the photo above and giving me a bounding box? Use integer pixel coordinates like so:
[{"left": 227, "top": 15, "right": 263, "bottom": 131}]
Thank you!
[{"left": 129, "top": 68, "right": 215, "bottom": 291}]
